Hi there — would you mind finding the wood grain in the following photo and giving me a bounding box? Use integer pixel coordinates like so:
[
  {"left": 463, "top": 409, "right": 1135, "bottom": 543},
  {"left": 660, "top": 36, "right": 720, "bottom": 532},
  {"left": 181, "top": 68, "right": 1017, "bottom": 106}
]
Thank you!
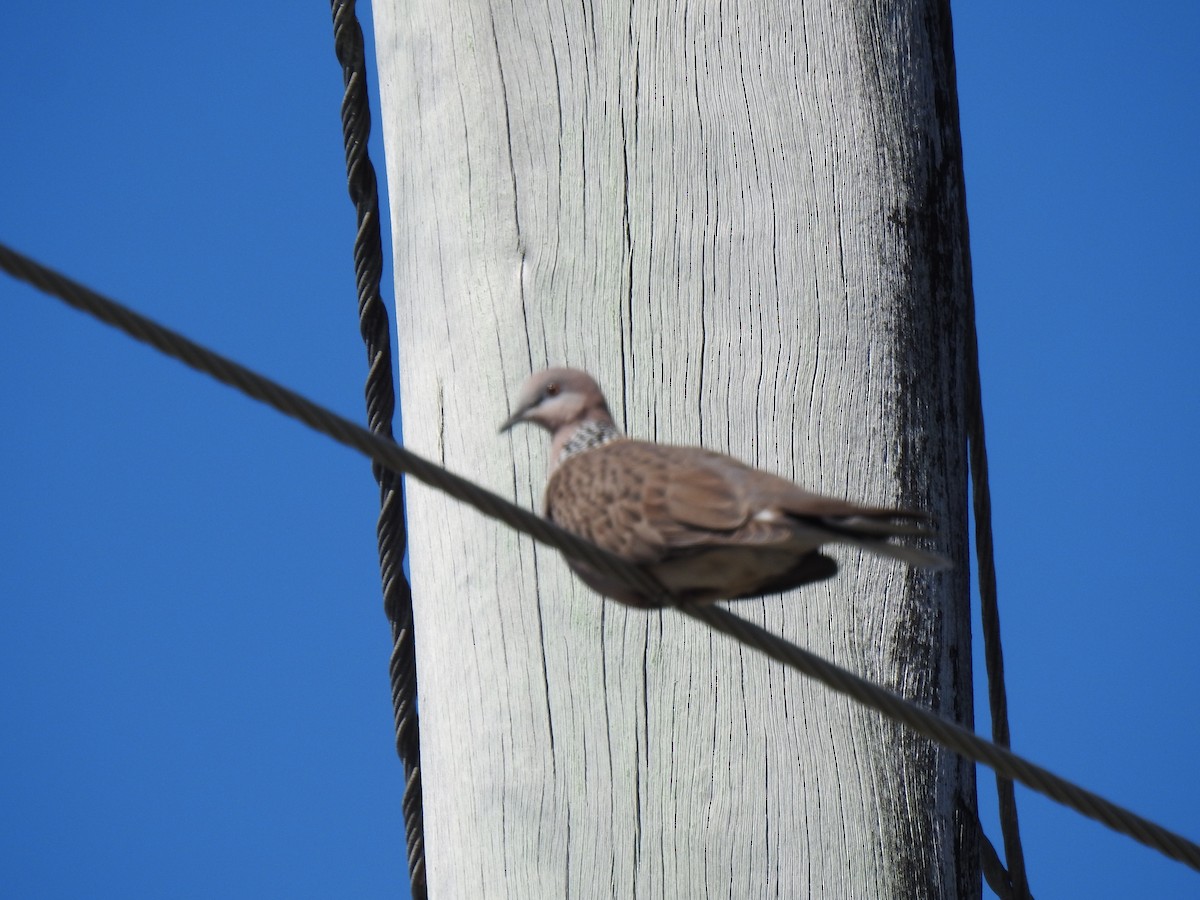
[{"left": 373, "top": 0, "right": 976, "bottom": 895}]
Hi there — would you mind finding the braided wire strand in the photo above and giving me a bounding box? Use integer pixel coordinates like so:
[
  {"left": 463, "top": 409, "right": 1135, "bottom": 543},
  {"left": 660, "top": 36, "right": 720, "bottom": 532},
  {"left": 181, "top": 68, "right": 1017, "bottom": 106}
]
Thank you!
[
  {"left": 4, "top": 241, "right": 1200, "bottom": 876},
  {"left": 328, "top": 2, "right": 426, "bottom": 896}
]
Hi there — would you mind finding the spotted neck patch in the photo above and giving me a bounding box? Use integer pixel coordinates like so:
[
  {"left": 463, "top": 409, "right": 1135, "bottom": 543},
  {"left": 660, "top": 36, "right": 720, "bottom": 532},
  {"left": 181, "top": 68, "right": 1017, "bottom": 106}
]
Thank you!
[{"left": 560, "top": 420, "right": 623, "bottom": 461}]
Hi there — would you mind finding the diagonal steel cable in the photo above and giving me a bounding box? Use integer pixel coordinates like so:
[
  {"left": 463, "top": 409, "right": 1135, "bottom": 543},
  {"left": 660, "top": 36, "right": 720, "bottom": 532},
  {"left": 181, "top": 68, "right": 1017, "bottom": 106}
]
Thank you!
[
  {"left": 327, "top": 2, "right": 425, "bottom": 897},
  {"left": 3, "top": 240, "right": 1199, "bottom": 876}
]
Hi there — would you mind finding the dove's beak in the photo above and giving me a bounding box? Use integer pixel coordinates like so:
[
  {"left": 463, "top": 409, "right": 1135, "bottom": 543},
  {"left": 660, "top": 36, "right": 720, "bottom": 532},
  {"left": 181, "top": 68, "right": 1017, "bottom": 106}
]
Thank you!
[{"left": 499, "top": 407, "right": 527, "bottom": 433}]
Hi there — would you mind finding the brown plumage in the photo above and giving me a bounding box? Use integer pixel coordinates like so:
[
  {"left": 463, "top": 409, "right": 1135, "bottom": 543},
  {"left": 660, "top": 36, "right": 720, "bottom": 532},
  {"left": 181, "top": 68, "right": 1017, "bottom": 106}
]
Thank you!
[{"left": 502, "top": 367, "right": 947, "bottom": 608}]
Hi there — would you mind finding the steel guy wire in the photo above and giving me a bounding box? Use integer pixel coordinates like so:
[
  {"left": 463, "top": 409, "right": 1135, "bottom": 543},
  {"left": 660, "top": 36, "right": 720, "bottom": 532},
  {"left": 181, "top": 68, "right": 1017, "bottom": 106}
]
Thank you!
[{"left": 3, "top": 240, "right": 1198, "bottom": 875}]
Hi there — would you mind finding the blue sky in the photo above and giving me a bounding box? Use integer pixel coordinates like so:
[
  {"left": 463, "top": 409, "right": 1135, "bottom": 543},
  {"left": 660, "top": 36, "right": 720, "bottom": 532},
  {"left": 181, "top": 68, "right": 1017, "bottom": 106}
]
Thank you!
[{"left": 1, "top": 2, "right": 1196, "bottom": 898}]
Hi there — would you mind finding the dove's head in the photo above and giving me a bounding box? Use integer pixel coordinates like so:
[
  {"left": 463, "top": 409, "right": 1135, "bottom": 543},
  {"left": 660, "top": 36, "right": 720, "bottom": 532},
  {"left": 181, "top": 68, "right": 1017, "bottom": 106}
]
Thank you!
[{"left": 500, "top": 367, "right": 614, "bottom": 436}]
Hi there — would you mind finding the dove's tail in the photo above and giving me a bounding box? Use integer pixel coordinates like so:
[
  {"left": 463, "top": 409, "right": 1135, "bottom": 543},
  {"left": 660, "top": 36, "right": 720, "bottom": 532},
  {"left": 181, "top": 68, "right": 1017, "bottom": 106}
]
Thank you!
[
  {"left": 811, "top": 515, "right": 952, "bottom": 571},
  {"left": 854, "top": 538, "right": 952, "bottom": 570}
]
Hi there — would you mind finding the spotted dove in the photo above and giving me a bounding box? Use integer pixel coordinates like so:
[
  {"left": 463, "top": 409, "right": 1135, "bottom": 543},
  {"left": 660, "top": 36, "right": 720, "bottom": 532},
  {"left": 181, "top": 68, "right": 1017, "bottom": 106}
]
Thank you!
[{"left": 502, "top": 367, "right": 948, "bottom": 607}]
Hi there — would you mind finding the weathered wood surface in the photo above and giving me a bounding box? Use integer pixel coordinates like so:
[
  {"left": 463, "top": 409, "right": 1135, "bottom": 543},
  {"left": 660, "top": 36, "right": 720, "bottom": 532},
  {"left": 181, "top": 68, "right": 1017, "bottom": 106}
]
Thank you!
[{"left": 373, "top": 0, "right": 977, "bottom": 895}]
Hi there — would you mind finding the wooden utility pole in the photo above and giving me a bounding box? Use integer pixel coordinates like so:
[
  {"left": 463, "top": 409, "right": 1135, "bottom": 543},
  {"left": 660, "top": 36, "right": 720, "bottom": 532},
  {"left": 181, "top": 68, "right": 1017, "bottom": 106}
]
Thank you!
[{"left": 373, "top": 0, "right": 978, "bottom": 896}]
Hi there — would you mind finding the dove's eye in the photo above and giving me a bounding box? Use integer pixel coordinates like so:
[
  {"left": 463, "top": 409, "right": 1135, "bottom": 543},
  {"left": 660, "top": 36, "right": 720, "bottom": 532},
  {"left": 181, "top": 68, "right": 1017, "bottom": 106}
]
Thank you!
[{"left": 544, "top": 383, "right": 561, "bottom": 398}]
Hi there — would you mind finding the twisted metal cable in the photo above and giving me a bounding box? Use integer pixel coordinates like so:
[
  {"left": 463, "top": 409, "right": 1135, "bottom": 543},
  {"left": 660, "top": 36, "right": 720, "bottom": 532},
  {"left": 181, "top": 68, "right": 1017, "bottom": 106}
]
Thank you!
[
  {"left": 327, "top": 2, "right": 425, "bottom": 896},
  {"left": 4, "top": 241, "right": 1199, "bottom": 875},
  {"left": 964, "top": 284, "right": 1030, "bottom": 896}
]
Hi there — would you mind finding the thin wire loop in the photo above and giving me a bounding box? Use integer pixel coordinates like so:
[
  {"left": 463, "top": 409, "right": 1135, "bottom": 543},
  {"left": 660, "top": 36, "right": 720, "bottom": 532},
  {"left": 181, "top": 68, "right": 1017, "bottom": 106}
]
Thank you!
[{"left": 965, "top": 282, "right": 1030, "bottom": 896}]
